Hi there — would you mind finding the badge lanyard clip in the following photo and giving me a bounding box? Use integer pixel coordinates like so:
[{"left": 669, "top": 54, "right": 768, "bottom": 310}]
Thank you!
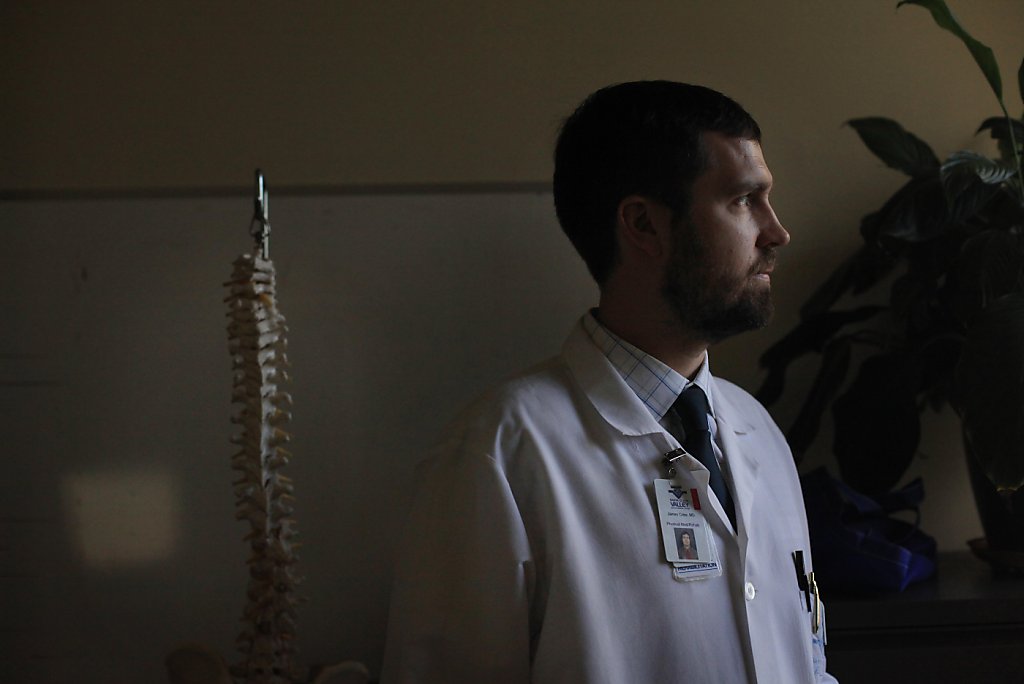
[{"left": 662, "top": 447, "right": 689, "bottom": 478}]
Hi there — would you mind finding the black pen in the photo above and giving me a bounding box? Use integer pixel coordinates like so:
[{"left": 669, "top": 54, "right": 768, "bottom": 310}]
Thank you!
[{"left": 792, "top": 550, "right": 811, "bottom": 612}]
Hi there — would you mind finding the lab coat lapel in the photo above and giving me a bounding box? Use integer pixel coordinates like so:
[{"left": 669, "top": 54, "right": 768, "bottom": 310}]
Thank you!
[
  {"left": 561, "top": 321, "right": 664, "bottom": 437},
  {"left": 565, "top": 319, "right": 762, "bottom": 535},
  {"left": 712, "top": 382, "right": 760, "bottom": 547}
]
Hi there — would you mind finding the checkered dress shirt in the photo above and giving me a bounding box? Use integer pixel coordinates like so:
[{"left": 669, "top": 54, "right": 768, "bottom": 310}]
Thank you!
[{"left": 582, "top": 311, "right": 719, "bottom": 441}]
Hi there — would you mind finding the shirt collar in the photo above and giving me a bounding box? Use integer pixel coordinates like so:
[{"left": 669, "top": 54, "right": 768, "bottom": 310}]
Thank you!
[{"left": 582, "top": 310, "right": 715, "bottom": 423}]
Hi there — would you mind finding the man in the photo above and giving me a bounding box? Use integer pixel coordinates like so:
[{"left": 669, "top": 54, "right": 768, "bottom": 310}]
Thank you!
[
  {"left": 678, "top": 529, "right": 698, "bottom": 561},
  {"left": 381, "top": 81, "right": 835, "bottom": 683}
]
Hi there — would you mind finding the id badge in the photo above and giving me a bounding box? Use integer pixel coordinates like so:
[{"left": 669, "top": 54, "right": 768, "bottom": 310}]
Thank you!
[{"left": 654, "top": 478, "right": 723, "bottom": 581}]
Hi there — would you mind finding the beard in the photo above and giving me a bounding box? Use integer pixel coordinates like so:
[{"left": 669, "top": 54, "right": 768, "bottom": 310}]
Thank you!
[{"left": 662, "top": 222, "right": 776, "bottom": 344}]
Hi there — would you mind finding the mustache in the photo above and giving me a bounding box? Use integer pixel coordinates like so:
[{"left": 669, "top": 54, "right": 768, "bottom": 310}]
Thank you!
[{"left": 751, "top": 249, "right": 777, "bottom": 275}]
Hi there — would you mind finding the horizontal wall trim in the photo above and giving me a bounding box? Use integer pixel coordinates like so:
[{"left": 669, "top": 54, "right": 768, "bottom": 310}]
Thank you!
[{"left": 0, "top": 181, "right": 552, "bottom": 202}]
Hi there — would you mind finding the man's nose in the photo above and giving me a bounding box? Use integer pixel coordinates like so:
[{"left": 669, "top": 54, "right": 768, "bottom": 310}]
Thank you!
[{"left": 759, "top": 207, "right": 790, "bottom": 248}]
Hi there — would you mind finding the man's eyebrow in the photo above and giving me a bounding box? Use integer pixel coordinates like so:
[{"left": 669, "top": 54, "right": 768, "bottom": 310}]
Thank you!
[{"left": 729, "top": 179, "right": 772, "bottom": 194}]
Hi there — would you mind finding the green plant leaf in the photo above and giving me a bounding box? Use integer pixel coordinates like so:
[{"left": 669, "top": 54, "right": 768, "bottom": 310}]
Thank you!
[
  {"left": 942, "top": 151, "right": 1018, "bottom": 186},
  {"left": 861, "top": 176, "right": 950, "bottom": 244},
  {"left": 847, "top": 117, "right": 940, "bottom": 178},
  {"left": 898, "top": 0, "right": 1003, "bottom": 101},
  {"left": 953, "top": 228, "right": 1024, "bottom": 323},
  {"left": 833, "top": 353, "right": 922, "bottom": 496},
  {"left": 977, "top": 117, "right": 1024, "bottom": 163},
  {"left": 941, "top": 152, "right": 1013, "bottom": 227},
  {"left": 799, "top": 245, "right": 898, "bottom": 317},
  {"left": 954, "top": 292, "right": 1024, "bottom": 491},
  {"left": 890, "top": 267, "right": 937, "bottom": 331},
  {"left": 977, "top": 117, "right": 1024, "bottom": 145},
  {"left": 918, "top": 334, "right": 964, "bottom": 411},
  {"left": 798, "top": 251, "right": 860, "bottom": 319},
  {"left": 850, "top": 243, "right": 900, "bottom": 295},
  {"left": 1018, "top": 55, "right": 1023, "bottom": 107},
  {"left": 786, "top": 338, "right": 852, "bottom": 462},
  {"left": 756, "top": 306, "right": 885, "bottom": 405},
  {"left": 950, "top": 184, "right": 1006, "bottom": 242},
  {"left": 761, "top": 307, "right": 887, "bottom": 365}
]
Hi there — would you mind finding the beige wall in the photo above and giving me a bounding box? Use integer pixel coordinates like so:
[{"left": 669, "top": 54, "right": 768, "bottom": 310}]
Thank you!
[
  {"left": 6, "top": 0, "right": 1022, "bottom": 337},
  {"left": 3, "top": 1, "right": 1023, "bottom": 681},
  {"left": 4, "top": 1, "right": 1022, "bottom": 192}
]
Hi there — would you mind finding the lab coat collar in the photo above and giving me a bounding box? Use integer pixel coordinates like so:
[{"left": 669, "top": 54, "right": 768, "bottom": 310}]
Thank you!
[
  {"left": 563, "top": 318, "right": 759, "bottom": 437},
  {"left": 561, "top": 320, "right": 665, "bottom": 437},
  {"left": 564, "top": 317, "right": 762, "bottom": 538},
  {"left": 582, "top": 310, "right": 711, "bottom": 424}
]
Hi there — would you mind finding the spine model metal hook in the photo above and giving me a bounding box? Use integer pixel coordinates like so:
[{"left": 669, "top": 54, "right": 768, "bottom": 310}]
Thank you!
[{"left": 249, "top": 169, "right": 271, "bottom": 259}]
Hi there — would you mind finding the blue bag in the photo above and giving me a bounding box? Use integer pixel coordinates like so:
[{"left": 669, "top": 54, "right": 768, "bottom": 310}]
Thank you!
[{"left": 801, "top": 467, "right": 937, "bottom": 593}]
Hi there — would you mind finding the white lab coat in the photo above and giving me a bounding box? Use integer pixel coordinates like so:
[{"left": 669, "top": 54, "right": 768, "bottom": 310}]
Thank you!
[{"left": 382, "top": 320, "right": 836, "bottom": 683}]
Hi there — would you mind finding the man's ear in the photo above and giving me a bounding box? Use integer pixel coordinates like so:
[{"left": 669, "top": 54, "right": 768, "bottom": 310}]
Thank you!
[{"left": 616, "top": 195, "right": 672, "bottom": 259}]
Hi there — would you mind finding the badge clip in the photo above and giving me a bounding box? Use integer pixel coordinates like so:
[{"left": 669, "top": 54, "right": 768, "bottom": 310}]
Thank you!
[{"left": 662, "top": 447, "right": 690, "bottom": 478}]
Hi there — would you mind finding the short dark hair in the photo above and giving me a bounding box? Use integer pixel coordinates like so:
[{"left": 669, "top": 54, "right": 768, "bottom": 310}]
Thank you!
[{"left": 553, "top": 81, "right": 761, "bottom": 284}]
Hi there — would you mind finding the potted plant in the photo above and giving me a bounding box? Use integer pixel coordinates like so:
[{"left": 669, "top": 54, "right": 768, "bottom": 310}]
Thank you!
[{"left": 757, "top": 0, "right": 1024, "bottom": 562}]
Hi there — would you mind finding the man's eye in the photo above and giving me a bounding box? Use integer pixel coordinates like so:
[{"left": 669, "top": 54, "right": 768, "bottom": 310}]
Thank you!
[{"left": 736, "top": 195, "right": 752, "bottom": 206}]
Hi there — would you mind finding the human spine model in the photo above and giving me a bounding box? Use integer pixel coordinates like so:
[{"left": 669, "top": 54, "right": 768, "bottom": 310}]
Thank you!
[{"left": 225, "top": 253, "right": 303, "bottom": 684}]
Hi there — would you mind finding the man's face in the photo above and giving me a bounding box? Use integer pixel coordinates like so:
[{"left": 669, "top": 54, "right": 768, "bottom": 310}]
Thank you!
[
  {"left": 662, "top": 132, "right": 790, "bottom": 343},
  {"left": 681, "top": 532, "right": 692, "bottom": 548}
]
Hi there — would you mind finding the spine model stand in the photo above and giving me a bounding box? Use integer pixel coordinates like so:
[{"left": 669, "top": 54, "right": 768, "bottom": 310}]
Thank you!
[
  {"left": 225, "top": 173, "right": 303, "bottom": 684},
  {"left": 166, "top": 172, "right": 368, "bottom": 684}
]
